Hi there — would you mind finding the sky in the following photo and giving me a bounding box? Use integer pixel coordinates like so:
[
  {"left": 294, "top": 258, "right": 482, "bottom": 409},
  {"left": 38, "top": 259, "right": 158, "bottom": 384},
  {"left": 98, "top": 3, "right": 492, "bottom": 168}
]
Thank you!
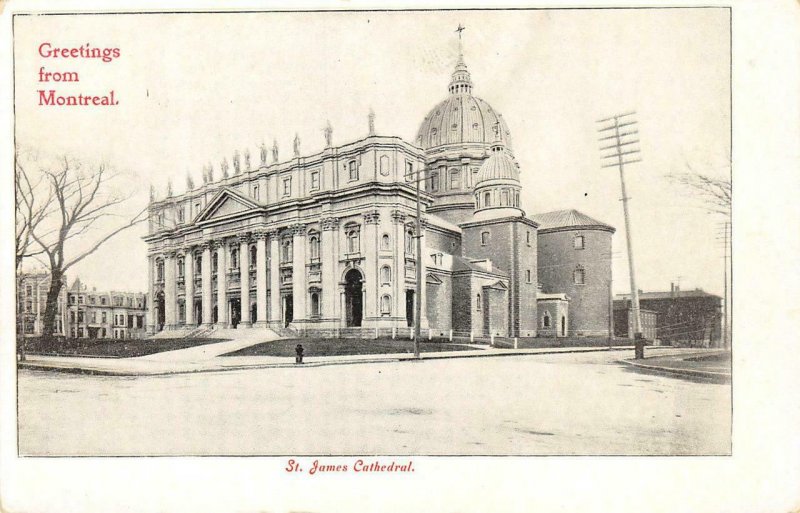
[{"left": 13, "top": 8, "right": 731, "bottom": 296}]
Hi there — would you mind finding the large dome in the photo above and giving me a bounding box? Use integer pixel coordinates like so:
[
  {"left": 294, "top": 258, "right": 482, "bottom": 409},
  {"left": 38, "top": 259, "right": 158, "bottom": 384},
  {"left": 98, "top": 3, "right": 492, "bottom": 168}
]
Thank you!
[
  {"left": 416, "top": 52, "right": 512, "bottom": 152},
  {"left": 416, "top": 95, "right": 513, "bottom": 152}
]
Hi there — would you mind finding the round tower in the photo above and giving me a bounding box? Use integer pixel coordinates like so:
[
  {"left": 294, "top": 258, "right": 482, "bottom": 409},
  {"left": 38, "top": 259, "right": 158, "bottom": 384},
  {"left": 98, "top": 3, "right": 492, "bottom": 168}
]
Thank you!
[{"left": 472, "top": 140, "right": 524, "bottom": 221}]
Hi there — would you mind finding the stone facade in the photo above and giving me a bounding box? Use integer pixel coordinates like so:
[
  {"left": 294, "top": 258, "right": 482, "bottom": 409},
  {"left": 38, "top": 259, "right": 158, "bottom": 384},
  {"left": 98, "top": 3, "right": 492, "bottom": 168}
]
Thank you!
[
  {"left": 66, "top": 278, "right": 147, "bottom": 339},
  {"left": 17, "top": 271, "right": 67, "bottom": 337},
  {"left": 143, "top": 41, "right": 615, "bottom": 339}
]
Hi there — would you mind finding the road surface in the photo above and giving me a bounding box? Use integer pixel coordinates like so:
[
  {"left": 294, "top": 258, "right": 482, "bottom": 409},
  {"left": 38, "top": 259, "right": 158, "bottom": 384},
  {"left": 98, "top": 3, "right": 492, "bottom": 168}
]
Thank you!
[{"left": 17, "top": 350, "right": 731, "bottom": 456}]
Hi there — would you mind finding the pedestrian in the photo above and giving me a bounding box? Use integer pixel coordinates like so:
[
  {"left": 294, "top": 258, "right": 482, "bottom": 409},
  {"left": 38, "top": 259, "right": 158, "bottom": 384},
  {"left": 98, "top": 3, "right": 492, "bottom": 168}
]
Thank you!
[{"left": 295, "top": 343, "right": 304, "bottom": 364}]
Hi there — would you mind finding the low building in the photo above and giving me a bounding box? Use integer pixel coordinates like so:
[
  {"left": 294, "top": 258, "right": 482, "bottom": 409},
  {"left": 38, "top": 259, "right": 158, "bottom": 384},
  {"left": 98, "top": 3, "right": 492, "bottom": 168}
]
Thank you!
[
  {"left": 17, "top": 271, "right": 67, "bottom": 337},
  {"left": 66, "top": 278, "right": 147, "bottom": 339},
  {"left": 614, "top": 285, "right": 722, "bottom": 347},
  {"left": 613, "top": 303, "right": 659, "bottom": 342}
]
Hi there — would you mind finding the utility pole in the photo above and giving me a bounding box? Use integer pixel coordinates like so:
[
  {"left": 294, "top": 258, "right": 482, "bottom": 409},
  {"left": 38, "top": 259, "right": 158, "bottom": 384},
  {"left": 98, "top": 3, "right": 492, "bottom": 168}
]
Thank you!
[
  {"left": 597, "top": 112, "right": 644, "bottom": 358},
  {"left": 716, "top": 221, "right": 730, "bottom": 350},
  {"left": 404, "top": 163, "right": 427, "bottom": 359}
]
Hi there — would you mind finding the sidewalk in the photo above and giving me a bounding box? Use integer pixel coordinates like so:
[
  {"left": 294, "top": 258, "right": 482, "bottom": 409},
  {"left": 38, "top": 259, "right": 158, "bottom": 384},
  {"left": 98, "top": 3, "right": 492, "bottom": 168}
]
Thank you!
[
  {"left": 18, "top": 341, "right": 648, "bottom": 376},
  {"left": 618, "top": 350, "right": 731, "bottom": 383}
]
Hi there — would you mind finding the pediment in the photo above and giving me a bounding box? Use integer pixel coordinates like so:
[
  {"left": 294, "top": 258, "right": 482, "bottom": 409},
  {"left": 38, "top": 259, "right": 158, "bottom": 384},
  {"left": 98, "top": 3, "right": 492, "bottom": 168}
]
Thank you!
[
  {"left": 195, "top": 188, "right": 261, "bottom": 223},
  {"left": 426, "top": 273, "right": 443, "bottom": 285}
]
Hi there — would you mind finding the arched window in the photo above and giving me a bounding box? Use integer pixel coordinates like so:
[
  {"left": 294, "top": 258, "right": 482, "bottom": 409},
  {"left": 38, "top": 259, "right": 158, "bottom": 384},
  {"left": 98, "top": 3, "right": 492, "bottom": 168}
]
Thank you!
[
  {"left": 195, "top": 253, "right": 202, "bottom": 276},
  {"left": 428, "top": 171, "right": 439, "bottom": 192},
  {"left": 381, "top": 294, "right": 392, "bottom": 315},
  {"left": 253, "top": 185, "right": 259, "bottom": 200},
  {"left": 449, "top": 168, "right": 461, "bottom": 190},
  {"left": 405, "top": 228, "right": 414, "bottom": 254},
  {"left": 281, "top": 239, "right": 293, "bottom": 263},
  {"left": 543, "top": 311, "right": 551, "bottom": 328},
  {"left": 230, "top": 248, "right": 239, "bottom": 269},
  {"left": 381, "top": 233, "right": 391, "bottom": 250},
  {"left": 501, "top": 189, "right": 509, "bottom": 206},
  {"left": 177, "top": 257, "right": 185, "bottom": 278},
  {"left": 573, "top": 266, "right": 585, "bottom": 285},
  {"left": 381, "top": 266, "right": 392, "bottom": 284},
  {"left": 348, "top": 160, "right": 359, "bottom": 181},
  {"left": 346, "top": 226, "right": 360, "bottom": 254},
  {"left": 310, "top": 292, "right": 320, "bottom": 317},
  {"left": 249, "top": 246, "right": 257, "bottom": 269},
  {"left": 476, "top": 293, "right": 481, "bottom": 311},
  {"left": 156, "top": 259, "right": 165, "bottom": 282},
  {"left": 484, "top": 191, "right": 491, "bottom": 207},
  {"left": 309, "top": 234, "right": 320, "bottom": 261}
]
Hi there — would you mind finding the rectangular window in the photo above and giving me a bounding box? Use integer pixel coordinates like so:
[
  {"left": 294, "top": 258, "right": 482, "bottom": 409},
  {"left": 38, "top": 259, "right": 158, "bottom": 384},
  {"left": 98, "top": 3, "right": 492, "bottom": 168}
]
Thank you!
[
  {"left": 253, "top": 185, "right": 260, "bottom": 200},
  {"left": 526, "top": 270, "right": 532, "bottom": 283},
  {"left": 283, "top": 177, "right": 292, "bottom": 196},
  {"left": 195, "top": 202, "right": 201, "bottom": 216},
  {"left": 526, "top": 230, "right": 531, "bottom": 246},
  {"left": 102, "top": 312, "right": 107, "bottom": 323},
  {"left": 450, "top": 170, "right": 461, "bottom": 190},
  {"left": 348, "top": 160, "right": 359, "bottom": 181},
  {"left": 177, "top": 206, "right": 185, "bottom": 223},
  {"left": 573, "top": 268, "right": 585, "bottom": 285},
  {"left": 481, "top": 231, "right": 490, "bottom": 245},
  {"left": 574, "top": 235, "right": 585, "bottom": 250},
  {"left": 429, "top": 172, "right": 439, "bottom": 192},
  {"left": 311, "top": 171, "right": 320, "bottom": 190}
]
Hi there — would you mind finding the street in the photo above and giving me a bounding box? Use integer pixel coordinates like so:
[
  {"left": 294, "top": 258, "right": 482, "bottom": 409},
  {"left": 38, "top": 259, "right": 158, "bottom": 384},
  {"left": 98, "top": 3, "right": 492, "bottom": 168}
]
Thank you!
[{"left": 17, "top": 351, "right": 731, "bottom": 456}]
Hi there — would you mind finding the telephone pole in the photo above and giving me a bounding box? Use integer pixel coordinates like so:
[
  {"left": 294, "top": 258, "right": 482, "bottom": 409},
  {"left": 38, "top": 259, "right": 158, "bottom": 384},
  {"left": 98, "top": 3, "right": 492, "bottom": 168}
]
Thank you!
[
  {"left": 597, "top": 111, "right": 644, "bottom": 358},
  {"left": 405, "top": 164, "right": 427, "bottom": 358},
  {"left": 716, "top": 221, "right": 730, "bottom": 349}
]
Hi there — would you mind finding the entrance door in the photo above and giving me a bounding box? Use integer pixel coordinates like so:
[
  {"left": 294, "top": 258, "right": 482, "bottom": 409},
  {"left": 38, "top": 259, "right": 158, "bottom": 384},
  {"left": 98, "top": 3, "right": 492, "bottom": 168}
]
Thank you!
[
  {"left": 156, "top": 292, "right": 165, "bottom": 331},
  {"left": 405, "top": 290, "right": 415, "bottom": 327},
  {"left": 230, "top": 298, "right": 241, "bottom": 328},
  {"left": 194, "top": 300, "right": 202, "bottom": 325},
  {"left": 345, "top": 269, "right": 363, "bottom": 327},
  {"left": 251, "top": 302, "right": 257, "bottom": 323},
  {"left": 284, "top": 295, "right": 293, "bottom": 327}
]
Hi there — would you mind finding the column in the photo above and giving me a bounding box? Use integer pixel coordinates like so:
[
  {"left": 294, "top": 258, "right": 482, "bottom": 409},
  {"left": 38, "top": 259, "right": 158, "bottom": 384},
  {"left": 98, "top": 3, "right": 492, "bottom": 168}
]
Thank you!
[
  {"left": 363, "top": 211, "right": 380, "bottom": 323},
  {"left": 291, "top": 223, "right": 307, "bottom": 326},
  {"left": 419, "top": 220, "right": 429, "bottom": 329},
  {"left": 164, "top": 250, "right": 176, "bottom": 330},
  {"left": 146, "top": 255, "right": 156, "bottom": 334},
  {"left": 201, "top": 242, "right": 213, "bottom": 327},
  {"left": 391, "top": 210, "right": 406, "bottom": 324},
  {"left": 216, "top": 239, "right": 229, "bottom": 328},
  {"left": 184, "top": 247, "right": 195, "bottom": 326},
  {"left": 321, "top": 217, "right": 339, "bottom": 323},
  {"left": 268, "top": 229, "right": 281, "bottom": 327},
  {"left": 239, "top": 234, "right": 252, "bottom": 327},
  {"left": 254, "top": 231, "right": 268, "bottom": 328}
]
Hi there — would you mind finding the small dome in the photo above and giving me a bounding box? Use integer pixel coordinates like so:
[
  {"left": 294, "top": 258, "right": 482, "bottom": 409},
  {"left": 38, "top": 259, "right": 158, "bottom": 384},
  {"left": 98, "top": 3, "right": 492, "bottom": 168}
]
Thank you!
[{"left": 475, "top": 151, "right": 520, "bottom": 185}]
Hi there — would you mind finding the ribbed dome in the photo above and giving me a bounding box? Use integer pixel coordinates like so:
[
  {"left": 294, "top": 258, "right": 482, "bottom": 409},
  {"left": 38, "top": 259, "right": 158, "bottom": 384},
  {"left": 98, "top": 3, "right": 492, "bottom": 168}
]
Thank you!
[
  {"left": 416, "top": 95, "right": 513, "bottom": 152},
  {"left": 475, "top": 151, "right": 520, "bottom": 184}
]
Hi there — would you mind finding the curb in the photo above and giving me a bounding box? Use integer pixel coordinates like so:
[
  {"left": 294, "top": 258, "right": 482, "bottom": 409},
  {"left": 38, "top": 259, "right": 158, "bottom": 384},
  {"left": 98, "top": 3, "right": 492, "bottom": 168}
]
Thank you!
[
  {"left": 617, "top": 359, "right": 731, "bottom": 383},
  {"left": 19, "top": 346, "right": 636, "bottom": 377}
]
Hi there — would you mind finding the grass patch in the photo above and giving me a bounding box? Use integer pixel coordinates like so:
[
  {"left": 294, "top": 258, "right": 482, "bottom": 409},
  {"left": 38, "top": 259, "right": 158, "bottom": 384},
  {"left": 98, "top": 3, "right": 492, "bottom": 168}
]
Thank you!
[
  {"left": 20, "top": 336, "right": 227, "bottom": 358},
  {"left": 221, "top": 338, "right": 477, "bottom": 357}
]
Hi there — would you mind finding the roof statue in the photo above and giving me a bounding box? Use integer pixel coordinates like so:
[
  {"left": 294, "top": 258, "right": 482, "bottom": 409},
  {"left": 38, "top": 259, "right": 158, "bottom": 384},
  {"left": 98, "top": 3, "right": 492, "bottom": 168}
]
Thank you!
[
  {"left": 166, "top": 178, "right": 173, "bottom": 198},
  {"left": 272, "top": 139, "right": 279, "bottom": 163},
  {"left": 233, "top": 150, "right": 241, "bottom": 174},
  {"left": 368, "top": 109, "right": 375, "bottom": 136},
  {"left": 260, "top": 142, "right": 267, "bottom": 165},
  {"left": 293, "top": 133, "right": 301, "bottom": 157},
  {"left": 220, "top": 158, "right": 229, "bottom": 179},
  {"left": 149, "top": 184, "right": 156, "bottom": 203},
  {"left": 244, "top": 148, "right": 251, "bottom": 170},
  {"left": 186, "top": 171, "right": 194, "bottom": 191},
  {"left": 324, "top": 121, "right": 333, "bottom": 147}
]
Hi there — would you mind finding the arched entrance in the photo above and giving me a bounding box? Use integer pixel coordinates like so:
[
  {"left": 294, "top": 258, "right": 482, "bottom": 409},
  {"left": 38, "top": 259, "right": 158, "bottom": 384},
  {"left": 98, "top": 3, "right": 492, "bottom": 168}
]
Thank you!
[
  {"left": 405, "top": 289, "right": 415, "bottom": 327},
  {"left": 230, "top": 298, "right": 241, "bottom": 328},
  {"left": 251, "top": 302, "right": 257, "bottom": 323},
  {"left": 156, "top": 292, "right": 165, "bottom": 331},
  {"left": 345, "top": 269, "right": 363, "bottom": 327},
  {"left": 283, "top": 294, "right": 293, "bottom": 327}
]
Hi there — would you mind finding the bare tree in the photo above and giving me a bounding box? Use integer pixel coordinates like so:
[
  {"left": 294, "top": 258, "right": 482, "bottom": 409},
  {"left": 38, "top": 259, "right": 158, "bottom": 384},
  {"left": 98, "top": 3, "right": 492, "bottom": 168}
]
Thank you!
[
  {"left": 667, "top": 157, "right": 731, "bottom": 217},
  {"left": 15, "top": 148, "right": 53, "bottom": 271},
  {"left": 27, "top": 156, "right": 148, "bottom": 337}
]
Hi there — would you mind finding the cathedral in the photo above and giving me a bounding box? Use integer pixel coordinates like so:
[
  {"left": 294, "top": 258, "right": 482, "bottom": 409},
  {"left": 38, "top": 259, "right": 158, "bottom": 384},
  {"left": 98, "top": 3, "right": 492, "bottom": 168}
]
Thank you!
[{"left": 143, "top": 42, "right": 615, "bottom": 339}]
